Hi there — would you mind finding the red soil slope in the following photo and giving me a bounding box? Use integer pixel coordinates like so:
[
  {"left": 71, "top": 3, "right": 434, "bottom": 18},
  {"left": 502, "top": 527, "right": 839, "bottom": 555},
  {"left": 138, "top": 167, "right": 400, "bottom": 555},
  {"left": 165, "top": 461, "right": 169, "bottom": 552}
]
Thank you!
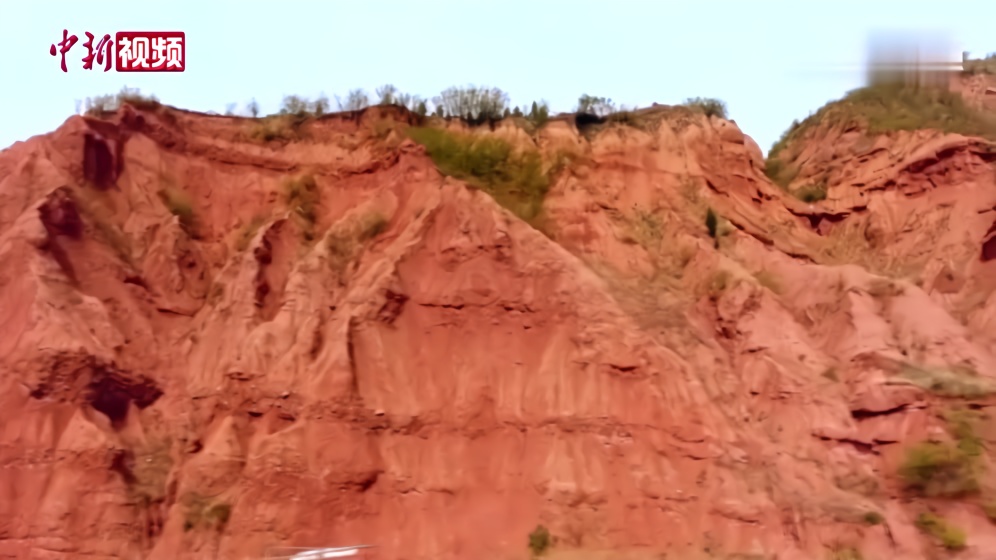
[{"left": 2, "top": 97, "right": 996, "bottom": 560}]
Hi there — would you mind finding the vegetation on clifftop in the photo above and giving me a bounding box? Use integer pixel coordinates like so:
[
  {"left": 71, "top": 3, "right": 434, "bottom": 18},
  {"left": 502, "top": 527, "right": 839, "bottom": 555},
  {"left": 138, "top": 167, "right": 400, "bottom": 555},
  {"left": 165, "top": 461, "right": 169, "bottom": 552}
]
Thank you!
[
  {"left": 963, "top": 52, "right": 996, "bottom": 75},
  {"left": 765, "top": 80, "right": 996, "bottom": 186},
  {"left": 82, "top": 83, "right": 733, "bottom": 226},
  {"left": 82, "top": 86, "right": 161, "bottom": 115},
  {"left": 85, "top": 83, "right": 728, "bottom": 138}
]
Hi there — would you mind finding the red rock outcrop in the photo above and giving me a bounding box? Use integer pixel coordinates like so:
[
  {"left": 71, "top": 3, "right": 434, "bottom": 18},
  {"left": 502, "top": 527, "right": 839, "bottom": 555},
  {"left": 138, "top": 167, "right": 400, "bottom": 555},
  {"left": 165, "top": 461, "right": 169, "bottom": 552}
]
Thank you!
[{"left": 2, "top": 99, "right": 996, "bottom": 560}]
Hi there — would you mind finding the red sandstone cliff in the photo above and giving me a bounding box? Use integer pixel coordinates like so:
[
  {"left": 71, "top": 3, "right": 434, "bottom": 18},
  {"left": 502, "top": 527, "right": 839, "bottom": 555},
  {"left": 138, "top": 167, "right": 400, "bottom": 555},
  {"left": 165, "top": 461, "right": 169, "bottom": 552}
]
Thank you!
[{"left": 2, "top": 88, "right": 996, "bottom": 560}]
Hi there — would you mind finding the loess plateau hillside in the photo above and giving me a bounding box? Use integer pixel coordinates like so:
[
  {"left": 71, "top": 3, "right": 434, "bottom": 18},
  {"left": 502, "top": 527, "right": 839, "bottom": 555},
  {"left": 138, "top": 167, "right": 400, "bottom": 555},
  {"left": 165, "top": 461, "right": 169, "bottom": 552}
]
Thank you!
[{"left": 3, "top": 72, "right": 996, "bottom": 560}]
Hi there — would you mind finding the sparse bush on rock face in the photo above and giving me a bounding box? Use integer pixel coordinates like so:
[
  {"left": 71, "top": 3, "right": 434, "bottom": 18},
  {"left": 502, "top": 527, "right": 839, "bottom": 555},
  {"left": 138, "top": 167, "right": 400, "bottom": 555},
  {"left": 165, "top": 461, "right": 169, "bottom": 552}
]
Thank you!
[
  {"left": 282, "top": 174, "right": 320, "bottom": 239},
  {"left": 763, "top": 157, "right": 799, "bottom": 190},
  {"left": 324, "top": 211, "right": 388, "bottom": 276},
  {"left": 181, "top": 493, "right": 232, "bottom": 532},
  {"left": 862, "top": 511, "right": 884, "bottom": 525},
  {"left": 899, "top": 409, "right": 985, "bottom": 499},
  {"left": 157, "top": 186, "right": 195, "bottom": 232},
  {"left": 916, "top": 512, "right": 967, "bottom": 550},
  {"left": 899, "top": 441, "right": 979, "bottom": 497},
  {"left": 527, "top": 525, "right": 551, "bottom": 556},
  {"left": 794, "top": 182, "right": 827, "bottom": 203}
]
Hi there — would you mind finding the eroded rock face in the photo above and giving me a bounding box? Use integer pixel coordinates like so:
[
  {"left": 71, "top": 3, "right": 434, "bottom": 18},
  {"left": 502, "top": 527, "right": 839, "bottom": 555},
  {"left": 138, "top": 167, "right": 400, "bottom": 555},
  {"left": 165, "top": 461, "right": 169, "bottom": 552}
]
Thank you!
[{"left": 2, "top": 103, "right": 996, "bottom": 560}]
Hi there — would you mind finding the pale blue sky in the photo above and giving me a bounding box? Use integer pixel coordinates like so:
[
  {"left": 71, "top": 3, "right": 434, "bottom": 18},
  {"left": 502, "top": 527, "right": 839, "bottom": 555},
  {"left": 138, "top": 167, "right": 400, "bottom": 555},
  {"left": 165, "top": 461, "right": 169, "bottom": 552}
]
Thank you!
[{"left": 1, "top": 1, "right": 993, "bottom": 153}]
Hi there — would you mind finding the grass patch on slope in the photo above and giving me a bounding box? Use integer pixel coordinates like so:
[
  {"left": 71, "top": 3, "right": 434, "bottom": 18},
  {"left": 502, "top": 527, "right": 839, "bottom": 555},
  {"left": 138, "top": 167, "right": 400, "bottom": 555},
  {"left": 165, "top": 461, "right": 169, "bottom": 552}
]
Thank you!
[
  {"left": 843, "top": 83, "right": 996, "bottom": 139},
  {"left": 898, "top": 408, "right": 985, "bottom": 499},
  {"left": 325, "top": 212, "right": 388, "bottom": 275},
  {"left": 157, "top": 185, "right": 196, "bottom": 235},
  {"left": 899, "top": 363, "right": 996, "bottom": 398},
  {"left": 817, "top": 221, "right": 924, "bottom": 279},
  {"left": 182, "top": 493, "right": 232, "bottom": 532},
  {"left": 282, "top": 173, "right": 320, "bottom": 239},
  {"left": 235, "top": 215, "right": 267, "bottom": 251},
  {"left": 899, "top": 441, "right": 980, "bottom": 498},
  {"left": 407, "top": 127, "right": 553, "bottom": 222},
  {"left": 915, "top": 512, "right": 967, "bottom": 550},
  {"left": 527, "top": 525, "right": 551, "bottom": 557},
  {"left": 765, "top": 83, "right": 996, "bottom": 184},
  {"left": 125, "top": 438, "right": 173, "bottom": 508}
]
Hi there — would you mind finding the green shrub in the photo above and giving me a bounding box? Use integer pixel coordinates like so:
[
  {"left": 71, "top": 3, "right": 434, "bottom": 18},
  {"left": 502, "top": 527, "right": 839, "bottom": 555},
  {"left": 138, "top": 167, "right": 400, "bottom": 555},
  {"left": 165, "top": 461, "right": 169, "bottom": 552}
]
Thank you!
[
  {"left": 325, "top": 212, "right": 388, "bottom": 274},
  {"left": 768, "top": 119, "right": 803, "bottom": 162},
  {"left": 127, "top": 439, "right": 173, "bottom": 508},
  {"left": 898, "top": 441, "right": 979, "bottom": 498},
  {"left": 182, "top": 493, "right": 232, "bottom": 532},
  {"left": 683, "top": 97, "right": 728, "bottom": 119},
  {"left": 606, "top": 110, "right": 642, "bottom": 128},
  {"left": 84, "top": 86, "right": 160, "bottom": 115},
  {"left": 432, "top": 86, "right": 508, "bottom": 123},
  {"left": 915, "top": 512, "right": 966, "bottom": 550},
  {"left": 576, "top": 94, "right": 616, "bottom": 116},
  {"left": 336, "top": 89, "right": 370, "bottom": 111},
  {"left": 754, "top": 269, "right": 783, "bottom": 294},
  {"left": 118, "top": 89, "right": 161, "bottom": 111},
  {"left": 527, "top": 101, "right": 550, "bottom": 127},
  {"left": 276, "top": 94, "right": 331, "bottom": 118},
  {"left": 359, "top": 213, "right": 388, "bottom": 240},
  {"left": 794, "top": 183, "right": 827, "bottom": 203},
  {"left": 157, "top": 187, "right": 195, "bottom": 231},
  {"left": 528, "top": 524, "right": 551, "bottom": 557},
  {"left": 235, "top": 215, "right": 267, "bottom": 251},
  {"left": 246, "top": 95, "right": 324, "bottom": 139},
  {"left": 407, "top": 127, "right": 551, "bottom": 221},
  {"left": 899, "top": 363, "right": 996, "bottom": 398},
  {"left": 945, "top": 408, "right": 984, "bottom": 457},
  {"left": 862, "top": 511, "right": 884, "bottom": 525},
  {"left": 249, "top": 115, "right": 301, "bottom": 142},
  {"left": 706, "top": 270, "right": 732, "bottom": 298},
  {"left": 768, "top": 82, "right": 996, "bottom": 167},
  {"left": 280, "top": 94, "right": 310, "bottom": 116},
  {"left": 283, "top": 174, "right": 319, "bottom": 223},
  {"left": 763, "top": 158, "right": 799, "bottom": 190}
]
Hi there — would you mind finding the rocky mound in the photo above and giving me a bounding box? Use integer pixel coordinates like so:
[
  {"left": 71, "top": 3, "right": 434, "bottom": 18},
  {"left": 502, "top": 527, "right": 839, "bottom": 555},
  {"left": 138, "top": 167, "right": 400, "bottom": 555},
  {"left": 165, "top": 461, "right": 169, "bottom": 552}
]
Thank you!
[{"left": 1, "top": 89, "right": 996, "bottom": 560}]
